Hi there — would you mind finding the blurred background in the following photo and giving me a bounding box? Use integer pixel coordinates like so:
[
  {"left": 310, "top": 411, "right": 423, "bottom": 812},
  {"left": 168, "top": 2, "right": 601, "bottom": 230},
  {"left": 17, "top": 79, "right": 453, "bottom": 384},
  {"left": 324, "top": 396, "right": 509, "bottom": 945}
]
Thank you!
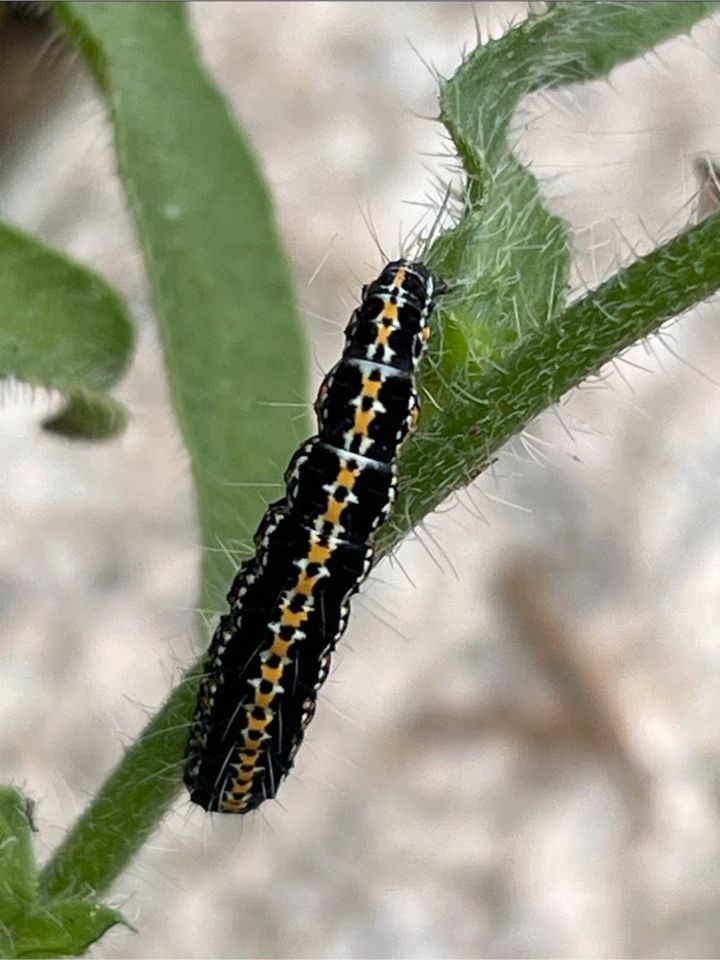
[{"left": 2, "top": 2, "right": 720, "bottom": 956}]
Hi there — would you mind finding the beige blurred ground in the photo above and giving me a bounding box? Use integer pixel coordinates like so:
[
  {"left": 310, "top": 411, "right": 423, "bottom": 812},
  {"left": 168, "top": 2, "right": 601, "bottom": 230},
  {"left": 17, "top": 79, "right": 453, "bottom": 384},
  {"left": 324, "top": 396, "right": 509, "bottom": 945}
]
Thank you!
[{"left": 2, "top": 2, "right": 720, "bottom": 957}]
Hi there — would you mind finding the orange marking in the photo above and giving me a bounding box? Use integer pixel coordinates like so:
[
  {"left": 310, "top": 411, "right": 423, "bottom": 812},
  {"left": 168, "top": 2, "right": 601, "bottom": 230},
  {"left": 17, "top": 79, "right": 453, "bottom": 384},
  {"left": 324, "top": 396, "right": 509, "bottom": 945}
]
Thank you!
[
  {"left": 298, "top": 573, "right": 320, "bottom": 592},
  {"left": 235, "top": 755, "right": 259, "bottom": 774},
  {"left": 324, "top": 496, "right": 347, "bottom": 526},
  {"left": 261, "top": 662, "right": 283, "bottom": 685},
  {"left": 323, "top": 469, "right": 358, "bottom": 523},
  {"left": 248, "top": 713, "right": 271, "bottom": 731},
  {"left": 392, "top": 268, "right": 406, "bottom": 288},
  {"left": 270, "top": 636, "right": 294, "bottom": 658},
  {"left": 296, "top": 575, "right": 318, "bottom": 596},
  {"left": 361, "top": 376, "right": 382, "bottom": 399},
  {"left": 280, "top": 607, "right": 309, "bottom": 629},
  {"left": 309, "top": 541, "right": 332, "bottom": 564},
  {"left": 376, "top": 325, "right": 392, "bottom": 347},
  {"left": 338, "top": 463, "right": 361, "bottom": 487},
  {"left": 354, "top": 408, "right": 374, "bottom": 437}
]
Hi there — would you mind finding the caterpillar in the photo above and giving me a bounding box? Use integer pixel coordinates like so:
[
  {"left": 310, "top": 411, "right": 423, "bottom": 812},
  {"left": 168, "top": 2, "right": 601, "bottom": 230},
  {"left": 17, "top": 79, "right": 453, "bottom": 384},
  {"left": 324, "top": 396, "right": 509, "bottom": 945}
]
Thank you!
[{"left": 183, "top": 258, "right": 446, "bottom": 813}]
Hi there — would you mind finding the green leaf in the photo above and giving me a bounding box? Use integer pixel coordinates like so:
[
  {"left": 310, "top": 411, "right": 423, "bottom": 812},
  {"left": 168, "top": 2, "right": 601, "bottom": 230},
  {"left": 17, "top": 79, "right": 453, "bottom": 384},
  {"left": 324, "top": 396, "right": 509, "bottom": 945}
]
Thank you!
[
  {"left": 0, "top": 789, "right": 38, "bottom": 924},
  {"left": 0, "top": 788, "right": 129, "bottom": 959},
  {"left": 40, "top": 0, "right": 307, "bottom": 902},
  {"left": 42, "top": 391, "right": 128, "bottom": 440},
  {"left": 3, "top": 901, "right": 130, "bottom": 959},
  {"left": 0, "top": 221, "right": 134, "bottom": 440},
  {"left": 56, "top": 0, "right": 308, "bottom": 607}
]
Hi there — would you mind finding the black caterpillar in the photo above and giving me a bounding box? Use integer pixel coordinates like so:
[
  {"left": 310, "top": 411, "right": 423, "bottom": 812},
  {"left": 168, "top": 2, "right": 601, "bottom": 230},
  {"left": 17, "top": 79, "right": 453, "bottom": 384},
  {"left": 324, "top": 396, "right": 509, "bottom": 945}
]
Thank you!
[{"left": 183, "top": 259, "right": 446, "bottom": 813}]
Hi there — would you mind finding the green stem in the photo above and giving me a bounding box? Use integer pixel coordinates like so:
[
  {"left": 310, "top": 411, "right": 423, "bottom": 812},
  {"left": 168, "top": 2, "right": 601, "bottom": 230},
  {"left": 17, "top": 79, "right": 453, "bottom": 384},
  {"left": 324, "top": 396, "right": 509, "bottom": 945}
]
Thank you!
[
  {"left": 38, "top": 207, "right": 720, "bottom": 900},
  {"left": 38, "top": 664, "right": 199, "bottom": 899},
  {"left": 384, "top": 209, "right": 720, "bottom": 549}
]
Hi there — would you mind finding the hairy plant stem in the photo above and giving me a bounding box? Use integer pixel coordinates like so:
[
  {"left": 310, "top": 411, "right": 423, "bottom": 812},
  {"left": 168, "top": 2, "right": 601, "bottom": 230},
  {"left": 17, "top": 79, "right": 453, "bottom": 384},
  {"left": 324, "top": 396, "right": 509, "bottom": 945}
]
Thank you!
[{"left": 38, "top": 207, "right": 720, "bottom": 900}]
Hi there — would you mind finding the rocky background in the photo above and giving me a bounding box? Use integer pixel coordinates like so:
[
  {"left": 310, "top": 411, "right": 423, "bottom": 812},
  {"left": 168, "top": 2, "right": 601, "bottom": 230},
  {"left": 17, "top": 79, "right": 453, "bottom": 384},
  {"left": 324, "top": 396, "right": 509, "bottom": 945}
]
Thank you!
[{"left": 2, "top": 2, "right": 720, "bottom": 956}]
